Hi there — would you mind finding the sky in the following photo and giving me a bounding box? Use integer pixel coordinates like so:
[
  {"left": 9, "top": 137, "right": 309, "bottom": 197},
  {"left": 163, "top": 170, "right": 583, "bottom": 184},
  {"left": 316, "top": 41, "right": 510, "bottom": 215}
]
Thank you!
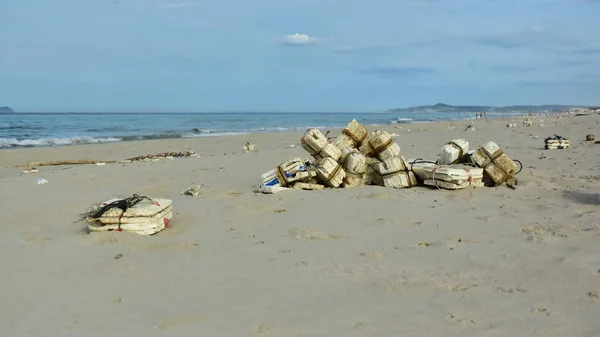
[{"left": 1, "top": 0, "right": 599, "bottom": 112}]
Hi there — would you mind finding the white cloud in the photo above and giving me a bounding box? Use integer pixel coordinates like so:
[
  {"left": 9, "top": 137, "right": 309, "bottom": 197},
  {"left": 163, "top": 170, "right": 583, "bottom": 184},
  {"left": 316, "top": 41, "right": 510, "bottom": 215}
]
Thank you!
[
  {"left": 532, "top": 26, "right": 544, "bottom": 33},
  {"left": 282, "top": 33, "right": 320, "bottom": 45}
]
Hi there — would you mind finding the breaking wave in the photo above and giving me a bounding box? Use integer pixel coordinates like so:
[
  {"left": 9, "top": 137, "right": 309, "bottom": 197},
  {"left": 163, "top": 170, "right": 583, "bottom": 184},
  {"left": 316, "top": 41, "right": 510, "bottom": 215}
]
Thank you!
[{"left": 0, "top": 136, "right": 122, "bottom": 148}]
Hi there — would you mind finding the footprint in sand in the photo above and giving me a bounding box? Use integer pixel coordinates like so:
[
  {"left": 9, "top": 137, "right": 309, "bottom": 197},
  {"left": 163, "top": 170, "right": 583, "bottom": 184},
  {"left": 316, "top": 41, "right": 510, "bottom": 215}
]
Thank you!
[
  {"left": 522, "top": 224, "right": 567, "bottom": 243},
  {"left": 290, "top": 227, "right": 341, "bottom": 241},
  {"left": 497, "top": 286, "right": 527, "bottom": 294},
  {"left": 445, "top": 237, "right": 477, "bottom": 248},
  {"left": 23, "top": 236, "right": 53, "bottom": 244},
  {"left": 250, "top": 324, "right": 276, "bottom": 336},
  {"left": 131, "top": 242, "right": 201, "bottom": 251},
  {"left": 445, "top": 314, "right": 476, "bottom": 324},
  {"left": 365, "top": 192, "right": 391, "bottom": 200},
  {"left": 359, "top": 251, "right": 384, "bottom": 259},
  {"left": 156, "top": 314, "right": 210, "bottom": 330},
  {"left": 530, "top": 307, "right": 556, "bottom": 316}
]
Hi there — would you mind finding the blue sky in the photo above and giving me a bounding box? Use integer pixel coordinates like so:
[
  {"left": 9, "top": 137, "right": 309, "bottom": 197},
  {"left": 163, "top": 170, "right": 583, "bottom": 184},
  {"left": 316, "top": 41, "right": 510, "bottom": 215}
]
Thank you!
[{"left": 1, "top": 0, "right": 599, "bottom": 112}]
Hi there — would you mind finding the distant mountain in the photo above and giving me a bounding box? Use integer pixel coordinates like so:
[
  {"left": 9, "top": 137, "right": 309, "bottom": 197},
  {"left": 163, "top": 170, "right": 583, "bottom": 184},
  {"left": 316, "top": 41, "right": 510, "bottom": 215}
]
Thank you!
[
  {"left": 388, "top": 103, "right": 589, "bottom": 113},
  {"left": 0, "top": 106, "right": 14, "bottom": 113}
]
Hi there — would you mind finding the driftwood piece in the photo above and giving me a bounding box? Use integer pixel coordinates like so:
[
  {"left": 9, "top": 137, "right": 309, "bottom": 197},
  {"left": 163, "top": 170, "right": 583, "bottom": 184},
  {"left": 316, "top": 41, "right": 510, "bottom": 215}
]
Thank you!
[
  {"left": 15, "top": 151, "right": 198, "bottom": 168},
  {"left": 16, "top": 160, "right": 119, "bottom": 167}
]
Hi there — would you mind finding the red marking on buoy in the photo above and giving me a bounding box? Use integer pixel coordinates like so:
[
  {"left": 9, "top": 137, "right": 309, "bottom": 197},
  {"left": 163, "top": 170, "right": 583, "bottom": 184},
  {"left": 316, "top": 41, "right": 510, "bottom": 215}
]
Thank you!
[
  {"left": 464, "top": 168, "right": 473, "bottom": 183},
  {"left": 163, "top": 218, "right": 169, "bottom": 228},
  {"left": 154, "top": 201, "right": 160, "bottom": 206}
]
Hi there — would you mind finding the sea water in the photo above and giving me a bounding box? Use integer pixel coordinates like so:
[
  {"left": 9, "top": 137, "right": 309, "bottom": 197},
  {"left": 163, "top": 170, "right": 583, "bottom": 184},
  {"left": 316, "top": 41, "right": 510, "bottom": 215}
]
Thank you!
[{"left": 0, "top": 111, "right": 517, "bottom": 149}]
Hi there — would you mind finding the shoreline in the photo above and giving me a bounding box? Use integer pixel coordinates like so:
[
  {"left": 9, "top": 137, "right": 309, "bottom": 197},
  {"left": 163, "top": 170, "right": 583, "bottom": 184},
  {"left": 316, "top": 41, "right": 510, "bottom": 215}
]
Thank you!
[
  {"left": 1, "top": 114, "right": 540, "bottom": 167},
  {"left": 0, "top": 112, "right": 566, "bottom": 152}
]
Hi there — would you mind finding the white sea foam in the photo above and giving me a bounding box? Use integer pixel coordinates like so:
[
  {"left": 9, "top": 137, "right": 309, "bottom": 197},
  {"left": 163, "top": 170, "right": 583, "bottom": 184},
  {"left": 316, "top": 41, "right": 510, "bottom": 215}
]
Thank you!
[{"left": 0, "top": 136, "right": 122, "bottom": 148}]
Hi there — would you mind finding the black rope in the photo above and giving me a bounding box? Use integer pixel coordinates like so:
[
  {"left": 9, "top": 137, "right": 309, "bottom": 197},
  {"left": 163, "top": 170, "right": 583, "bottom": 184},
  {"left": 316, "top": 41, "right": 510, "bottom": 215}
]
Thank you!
[
  {"left": 81, "top": 194, "right": 153, "bottom": 221},
  {"left": 408, "top": 158, "right": 438, "bottom": 172},
  {"left": 514, "top": 159, "right": 523, "bottom": 175}
]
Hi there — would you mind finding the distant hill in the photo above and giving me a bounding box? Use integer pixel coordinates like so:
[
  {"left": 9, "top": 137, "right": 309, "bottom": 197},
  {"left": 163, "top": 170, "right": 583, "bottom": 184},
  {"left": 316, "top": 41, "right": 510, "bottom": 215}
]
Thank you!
[
  {"left": 0, "top": 106, "right": 14, "bottom": 113},
  {"left": 388, "top": 103, "right": 589, "bottom": 113}
]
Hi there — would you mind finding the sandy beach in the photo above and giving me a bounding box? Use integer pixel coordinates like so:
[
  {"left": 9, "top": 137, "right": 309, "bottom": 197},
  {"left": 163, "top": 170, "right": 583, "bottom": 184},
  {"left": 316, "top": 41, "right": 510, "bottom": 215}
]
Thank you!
[{"left": 1, "top": 114, "right": 600, "bottom": 337}]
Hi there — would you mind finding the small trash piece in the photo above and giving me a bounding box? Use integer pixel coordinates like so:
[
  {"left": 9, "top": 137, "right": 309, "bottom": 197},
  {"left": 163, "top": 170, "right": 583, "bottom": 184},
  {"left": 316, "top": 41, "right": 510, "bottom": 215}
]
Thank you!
[
  {"left": 22, "top": 168, "right": 39, "bottom": 174},
  {"left": 37, "top": 178, "right": 48, "bottom": 184},
  {"left": 544, "top": 135, "right": 570, "bottom": 150},
  {"left": 439, "top": 139, "right": 469, "bottom": 165},
  {"left": 243, "top": 142, "right": 257, "bottom": 152},
  {"left": 181, "top": 185, "right": 202, "bottom": 196},
  {"left": 586, "top": 134, "right": 595, "bottom": 141},
  {"left": 523, "top": 117, "right": 533, "bottom": 127},
  {"left": 255, "top": 184, "right": 290, "bottom": 194}
]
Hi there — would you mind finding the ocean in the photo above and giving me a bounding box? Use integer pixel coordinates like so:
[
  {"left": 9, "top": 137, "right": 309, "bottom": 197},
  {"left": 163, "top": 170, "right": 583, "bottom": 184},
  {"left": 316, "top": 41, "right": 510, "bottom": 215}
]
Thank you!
[{"left": 0, "top": 111, "right": 521, "bottom": 149}]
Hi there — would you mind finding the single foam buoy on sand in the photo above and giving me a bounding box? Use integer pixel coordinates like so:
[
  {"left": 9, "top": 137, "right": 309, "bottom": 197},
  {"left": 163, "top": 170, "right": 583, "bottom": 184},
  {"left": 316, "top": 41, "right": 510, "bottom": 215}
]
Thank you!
[{"left": 586, "top": 134, "right": 595, "bottom": 141}]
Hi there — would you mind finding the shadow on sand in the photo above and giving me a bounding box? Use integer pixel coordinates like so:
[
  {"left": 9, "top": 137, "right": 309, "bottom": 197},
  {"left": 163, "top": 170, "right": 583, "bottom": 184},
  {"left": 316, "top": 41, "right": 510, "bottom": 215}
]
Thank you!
[{"left": 563, "top": 191, "right": 599, "bottom": 205}]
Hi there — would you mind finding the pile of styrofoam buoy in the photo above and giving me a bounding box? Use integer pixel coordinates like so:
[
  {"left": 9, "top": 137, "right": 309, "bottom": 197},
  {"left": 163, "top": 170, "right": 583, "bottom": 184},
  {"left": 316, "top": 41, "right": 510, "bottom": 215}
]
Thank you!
[
  {"left": 256, "top": 120, "right": 522, "bottom": 194},
  {"left": 544, "top": 135, "right": 570, "bottom": 150}
]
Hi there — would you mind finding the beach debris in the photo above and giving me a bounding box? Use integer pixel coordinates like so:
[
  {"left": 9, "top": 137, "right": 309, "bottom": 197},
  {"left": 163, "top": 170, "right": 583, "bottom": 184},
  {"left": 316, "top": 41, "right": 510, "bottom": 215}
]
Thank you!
[
  {"left": 544, "top": 135, "right": 570, "bottom": 150},
  {"left": 243, "top": 142, "right": 257, "bottom": 152},
  {"left": 359, "top": 130, "right": 401, "bottom": 160},
  {"left": 254, "top": 184, "right": 290, "bottom": 194},
  {"left": 292, "top": 182, "right": 325, "bottom": 190},
  {"left": 586, "top": 134, "right": 595, "bottom": 141},
  {"left": 523, "top": 117, "right": 533, "bottom": 127},
  {"left": 506, "top": 123, "right": 516, "bottom": 128},
  {"left": 22, "top": 168, "right": 39, "bottom": 174},
  {"left": 333, "top": 119, "right": 368, "bottom": 151},
  {"left": 366, "top": 156, "right": 417, "bottom": 189},
  {"left": 125, "top": 151, "right": 197, "bottom": 162},
  {"left": 16, "top": 151, "right": 198, "bottom": 167},
  {"left": 301, "top": 128, "right": 342, "bottom": 161},
  {"left": 439, "top": 139, "right": 469, "bottom": 165},
  {"left": 410, "top": 160, "right": 484, "bottom": 190},
  {"left": 96, "top": 162, "right": 106, "bottom": 166},
  {"left": 261, "top": 157, "right": 316, "bottom": 187},
  {"left": 181, "top": 185, "right": 203, "bottom": 196},
  {"left": 470, "top": 141, "right": 521, "bottom": 187},
  {"left": 340, "top": 147, "right": 368, "bottom": 187},
  {"left": 257, "top": 119, "right": 522, "bottom": 193},
  {"left": 82, "top": 194, "right": 172, "bottom": 235},
  {"left": 314, "top": 157, "right": 346, "bottom": 187},
  {"left": 37, "top": 178, "right": 48, "bottom": 184}
]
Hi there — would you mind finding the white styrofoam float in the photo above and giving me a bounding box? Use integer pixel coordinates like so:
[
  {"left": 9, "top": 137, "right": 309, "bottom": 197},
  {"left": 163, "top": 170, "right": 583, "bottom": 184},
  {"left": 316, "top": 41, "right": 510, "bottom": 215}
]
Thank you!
[
  {"left": 86, "top": 198, "right": 172, "bottom": 235},
  {"left": 409, "top": 160, "right": 484, "bottom": 190}
]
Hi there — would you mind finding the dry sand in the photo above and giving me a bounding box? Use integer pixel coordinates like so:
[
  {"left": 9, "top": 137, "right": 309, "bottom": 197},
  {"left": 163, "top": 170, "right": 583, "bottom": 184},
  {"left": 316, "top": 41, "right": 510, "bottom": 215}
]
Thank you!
[{"left": 1, "top": 115, "right": 600, "bottom": 337}]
